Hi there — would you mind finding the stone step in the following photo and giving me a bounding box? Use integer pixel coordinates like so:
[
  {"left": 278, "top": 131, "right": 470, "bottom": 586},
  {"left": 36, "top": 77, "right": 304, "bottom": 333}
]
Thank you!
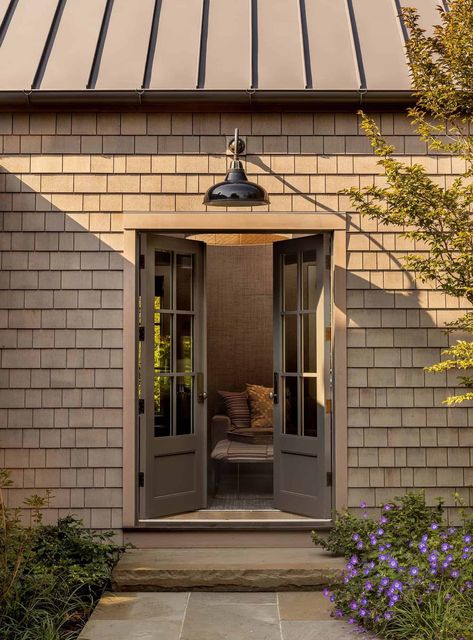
[{"left": 112, "top": 547, "right": 345, "bottom": 592}]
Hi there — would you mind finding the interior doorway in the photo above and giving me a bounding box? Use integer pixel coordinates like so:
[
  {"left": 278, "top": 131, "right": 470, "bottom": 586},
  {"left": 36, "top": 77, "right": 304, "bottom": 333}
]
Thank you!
[{"left": 137, "top": 231, "right": 333, "bottom": 522}]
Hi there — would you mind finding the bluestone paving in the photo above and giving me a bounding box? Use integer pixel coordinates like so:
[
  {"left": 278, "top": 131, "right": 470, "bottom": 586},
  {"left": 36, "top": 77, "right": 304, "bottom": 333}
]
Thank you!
[{"left": 79, "top": 592, "right": 373, "bottom": 640}]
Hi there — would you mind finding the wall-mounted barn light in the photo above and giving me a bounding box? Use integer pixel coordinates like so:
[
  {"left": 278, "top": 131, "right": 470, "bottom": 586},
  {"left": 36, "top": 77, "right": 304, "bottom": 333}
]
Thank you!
[{"left": 203, "top": 128, "right": 269, "bottom": 207}]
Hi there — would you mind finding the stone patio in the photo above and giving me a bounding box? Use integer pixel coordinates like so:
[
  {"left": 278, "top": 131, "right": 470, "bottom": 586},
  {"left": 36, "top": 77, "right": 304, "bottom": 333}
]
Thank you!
[{"left": 79, "top": 591, "right": 366, "bottom": 640}]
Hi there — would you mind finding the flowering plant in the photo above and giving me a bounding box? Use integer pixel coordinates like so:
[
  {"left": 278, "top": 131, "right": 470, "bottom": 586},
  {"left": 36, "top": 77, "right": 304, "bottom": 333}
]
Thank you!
[{"left": 320, "top": 493, "right": 473, "bottom": 639}]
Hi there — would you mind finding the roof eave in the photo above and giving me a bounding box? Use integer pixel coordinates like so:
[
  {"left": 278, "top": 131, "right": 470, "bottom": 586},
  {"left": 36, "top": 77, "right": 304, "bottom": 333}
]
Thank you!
[{"left": 0, "top": 89, "right": 415, "bottom": 111}]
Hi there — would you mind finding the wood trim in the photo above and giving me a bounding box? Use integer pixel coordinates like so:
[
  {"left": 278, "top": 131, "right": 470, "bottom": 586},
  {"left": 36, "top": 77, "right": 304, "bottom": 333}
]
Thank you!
[
  {"left": 123, "top": 212, "right": 347, "bottom": 231},
  {"left": 333, "top": 229, "right": 348, "bottom": 511},
  {"left": 123, "top": 229, "right": 138, "bottom": 527},
  {"left": 122, "top": 213, "right": 348, "bottom": 526}
]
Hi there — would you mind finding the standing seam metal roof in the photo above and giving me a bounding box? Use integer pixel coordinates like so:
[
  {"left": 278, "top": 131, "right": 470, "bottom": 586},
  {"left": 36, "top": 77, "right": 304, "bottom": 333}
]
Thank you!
[{"left": 0, "top": 0, "right": 444, "bottom": 103}]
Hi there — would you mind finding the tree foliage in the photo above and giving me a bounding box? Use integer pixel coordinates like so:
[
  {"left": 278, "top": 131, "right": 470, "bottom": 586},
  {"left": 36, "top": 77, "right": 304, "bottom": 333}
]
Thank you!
[{"left": 347, "top": 0, "right": 473, "bottom": 405}]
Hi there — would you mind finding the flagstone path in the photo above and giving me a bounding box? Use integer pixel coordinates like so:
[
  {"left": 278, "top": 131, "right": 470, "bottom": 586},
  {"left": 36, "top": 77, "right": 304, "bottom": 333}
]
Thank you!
[{"left": 79, "top": 591, "right": 368, "bottom": 640}]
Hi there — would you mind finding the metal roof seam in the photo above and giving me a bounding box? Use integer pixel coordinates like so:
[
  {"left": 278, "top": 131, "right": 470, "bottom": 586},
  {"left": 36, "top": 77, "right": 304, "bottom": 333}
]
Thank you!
[
  {"left": 32, "top": 0, "right": 67, "bottom": 90},
  {"left": 87, "top": 0, "right": 114, "bottom": 90},
  {"left": 250, "top": 0, "right": 258, "bottom": 89},
  {"left": 298, "top": 0, "right": 312, "bottom": 90},
  {"left": 196, "top": 0, "right": 210, "bottom": 89},
  {"left": 142, "top": 0, "right": 163, "bottom": 89},
  {"left": 0, "top": 0, "right": 17, "bottom": 48},
  {"left": 393, "top": 0, "right": 409, "bottom": 43},
  {"left": 346, "top": 0, "right": 366, "bottom": 91}
]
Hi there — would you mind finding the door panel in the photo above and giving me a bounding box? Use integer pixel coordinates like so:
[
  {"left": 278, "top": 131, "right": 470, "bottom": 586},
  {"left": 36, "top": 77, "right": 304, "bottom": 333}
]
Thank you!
[
  {"left": 140, "top": 235, "right": 206, "bottom": 518},
  {"left": 273, "top": 235, "right": 332, "bottom": 518}
]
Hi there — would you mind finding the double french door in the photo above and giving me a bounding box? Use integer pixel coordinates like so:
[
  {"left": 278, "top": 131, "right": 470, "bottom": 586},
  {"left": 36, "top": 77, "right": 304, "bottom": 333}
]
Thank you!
[{"left": 139, "top": 233, "right": 332, "bottom": 519}]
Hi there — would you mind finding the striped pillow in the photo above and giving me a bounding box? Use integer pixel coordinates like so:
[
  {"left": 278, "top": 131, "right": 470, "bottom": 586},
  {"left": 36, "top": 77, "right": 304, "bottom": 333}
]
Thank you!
[{"left": 218, "top": 390, "right": 250, "bottom": 429}]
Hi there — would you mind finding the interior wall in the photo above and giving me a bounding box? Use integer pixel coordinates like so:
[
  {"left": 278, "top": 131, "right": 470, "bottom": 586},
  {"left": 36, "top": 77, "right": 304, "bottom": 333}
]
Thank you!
[{"left": 206, "top": 244, "right": 274, "bottom": 423}]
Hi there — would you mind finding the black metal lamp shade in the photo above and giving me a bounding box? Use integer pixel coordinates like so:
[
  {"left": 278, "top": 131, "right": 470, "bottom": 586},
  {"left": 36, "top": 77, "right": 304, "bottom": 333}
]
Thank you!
[
  {"left": 203, "top": 160, "right": 269, "bottom": 207},
  {"left": 203, "top": 127, "right": 269, "bottom": 207}
]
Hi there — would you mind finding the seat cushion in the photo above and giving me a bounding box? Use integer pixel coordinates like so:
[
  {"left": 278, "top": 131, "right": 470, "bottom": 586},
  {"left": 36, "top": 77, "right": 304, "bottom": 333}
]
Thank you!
[
  {"left": 228, "top": 427, "right": 273, "bottom": 445},
  {"left": 246, "top": 383, "right": 273, "bottom": 429},
  {"left": 218, "top": 390, "right": 250, "bottom": 429},
  {"left": 211, "top": 439, "right": 274, "bottom": 462}
]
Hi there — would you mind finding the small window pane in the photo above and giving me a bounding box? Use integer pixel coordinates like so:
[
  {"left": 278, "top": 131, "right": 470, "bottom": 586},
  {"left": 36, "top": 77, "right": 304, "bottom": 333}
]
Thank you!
[
  {"left": 154, "top": 376, "right": 172, "bottom": 437},
  {"left": 303, "top": 250, "right": 317, "bottom": 310},
  {"left": 284, "top": 315, "right": 298, "bottom": 373},
  {"left": 303, "top": 314, "right": 316, "bottom": 373},
  {"left": 176, "top": 254, "right": 193, "bottom": 311},
  {"left": 283, "top": 254, "right": 298, "bottom": 311},
  {"left": 177, "top": 314, "right": 193, "bottom": 372},
  {"left": 176, "top": 376, "right": 193, "bottom": 435},
  {"left": 303, "top": 378, "right": 317, "bottom": 437},
  {"left": 154, "top": 313, "right": 172, "bottom": 372},
  {"left": 283, "top": 376, "right": 298, "bottom": 435},
  {"left": 155, "top": 251, "right": 172, "bottom": 309}
]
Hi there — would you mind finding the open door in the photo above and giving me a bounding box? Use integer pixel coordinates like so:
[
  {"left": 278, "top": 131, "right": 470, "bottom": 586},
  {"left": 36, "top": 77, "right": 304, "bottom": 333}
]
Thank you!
[
  {"left": 140, "top": 235, "right": 207, "bottom": 518},
  {"left": 273, "top": 235, "right": 332, "bottom": 518}
]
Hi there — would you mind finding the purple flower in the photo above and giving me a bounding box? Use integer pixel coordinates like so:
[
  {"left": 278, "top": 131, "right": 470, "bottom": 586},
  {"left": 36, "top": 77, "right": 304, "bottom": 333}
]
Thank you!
[
  {"left": 389, "top": 558, "right": 399, "bottom": 569},
  {"left": 409, "top": 567, "right": 419, "bottom": 576},
  {"left": 379, "top": 554, "right": 387, "bottom": 562},
  {"left": 377, "top": 528, "right": 384, "bottom": 536},
  {"left": 353, "top": 533, "right": 360, "bottom": 542},
  {"left": 359, "top": 500, "right": 367, "bottom": 509},
  {"left": 350, "top": 601, "right": 358, "bottom": 611},
  {"left": 335, "top": 609, "right": 343, "bottom": 618},
  {"left": 350, "top": 555, "right": 359, "bottom": 565},
  {"left": 418, "top": 543, "right": 427, "bottom": 554},
  {"left": 361, "top": 598, "right": 368, "bottom": 606},
  {"left": 323, "top": 588, "right": 330, "bottom": 598},
  {"left": 365, "top": 581, "right": 373, "bottom": 591},
  {"left": 380, "top": 516, "right": 388, "bottom": 524},
  {"left": 421, "top": 534, "right": 429, "bottom": 543},
  {"left": 369, "top": 537, "right": 377, "bottom": 546},
  {"left": 448, "top": 527, "right": 455, "bottom": 535},
  {"left": 429, "top": 553, "right": 438, "bottom": 564},
  {"left": 392, "top": 580, "right": 403, "bottom": 590},
  {"left": 356, "top": 541, "right": 364, "bottom": 550},
  {"left": 441, "top": 543, "right": 450, "bottom": 552},
  {"left": 383, "top": 504, "right": 392, "bottom": 511},
  {"left": 451, "top": 569, "right": 460, "bottom": 579},
  {"left": 431, "top": 523, "right": 439, "bottom": 531},
  {"left": 329, "top": 595, "right": 335, "bottom": 602},
  {"left": 384, "top": 611, "right": 393, "bottom": 620},
  {"left": 464, "top": 535, "right": 472, "bottom": 544},
  {"left": 380, "top": 577, "right": 390, "bottom": 587},
  {"left": 359, "top": 608, "right": 368, "bottom": 617},
  {"left": 446, "top": 554, "right": 453, "bottom": 563}
]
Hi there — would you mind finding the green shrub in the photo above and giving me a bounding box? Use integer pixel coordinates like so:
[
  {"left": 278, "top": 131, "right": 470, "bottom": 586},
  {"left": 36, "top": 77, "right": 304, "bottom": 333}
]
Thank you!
[
  {"left": 0, "top": 469, "right": 125, "bottom": 640},
  {"left": 319, "top": 492, "right": 473, "bottom": 640}
]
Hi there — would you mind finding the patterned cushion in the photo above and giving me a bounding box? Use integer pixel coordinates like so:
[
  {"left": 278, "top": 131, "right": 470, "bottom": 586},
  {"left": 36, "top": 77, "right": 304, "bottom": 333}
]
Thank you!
[
  {"left": 217, "top": 390, "right": 250, "bottom": 429},
  {"left": 246, "top": 384, "right": 273, "bottom": 429},
  {"left": 228, "top": 427, "right": 273, "bottom": 444}
]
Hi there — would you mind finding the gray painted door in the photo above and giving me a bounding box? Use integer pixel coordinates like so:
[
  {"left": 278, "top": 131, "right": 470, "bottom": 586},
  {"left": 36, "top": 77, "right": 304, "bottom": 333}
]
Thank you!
[
  {"left": 141, "top": 235, "right": 207, "bottom": 518},
  {"left": 273, "top": 235, "right": 332, "bottom": 518}
]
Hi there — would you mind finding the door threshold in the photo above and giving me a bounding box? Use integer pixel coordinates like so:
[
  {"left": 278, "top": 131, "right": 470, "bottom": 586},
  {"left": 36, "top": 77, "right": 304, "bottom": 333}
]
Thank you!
[{"left": 135, "top": 509, "right": 332, "bottom": 531}]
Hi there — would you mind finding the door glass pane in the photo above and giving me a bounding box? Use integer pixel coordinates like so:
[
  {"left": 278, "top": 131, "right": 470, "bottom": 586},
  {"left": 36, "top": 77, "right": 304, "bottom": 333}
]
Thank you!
[
  {"left": 302, "top": 250, "right": 317, "bottom": 310},
  {"left": 176, "top": 376, "right": 193, "bottom": 435},
  {"left": 176, "top": 254, "right": 193, "bottom": 311},
  {"left": 283, "top": 376, "right": 298, "bottom": 435},
  {"left": 154, "top": 376, "right": 172, "bottom": 437},
  {"left": 176, "top": 314, "right": 193, "bottom": 372},
  {"left": 154, "top": 313, "right": 172, "bottom": 372},
  {"left": 283, "top": 254, "right": 298, "bottom": 311},
  {"left": 303, "top": 314, "right": 316, "bottom": 373},
  {"left": 155, "top": 251, "right": 172, "bottom": 309},
  {"left": 284, "top": 315, "right": 298, "bottom": 373},
  {"left": 303, "top": 378, "right": 317, "bottom": 437}
]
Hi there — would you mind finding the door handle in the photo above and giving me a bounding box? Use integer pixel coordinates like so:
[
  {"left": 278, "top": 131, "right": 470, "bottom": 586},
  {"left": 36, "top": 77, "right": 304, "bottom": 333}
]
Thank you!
[
  {"left": 198, "top": 391, "right": 208, "bottom": 402},
  {"left": 271, "top": 372, "right": 279, "bottom": 404}
]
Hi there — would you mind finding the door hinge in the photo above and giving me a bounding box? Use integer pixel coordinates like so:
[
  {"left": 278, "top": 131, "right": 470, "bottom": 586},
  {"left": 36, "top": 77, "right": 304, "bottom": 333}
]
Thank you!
[
  {"left": 325, "top": 327, "right": 331, "bottom": 341},
  {"left": 138, "top": 326, "right": 145, "bottom": 341},
  {"left": 138, "top": 472, "right": 144, "bottom": 487},
  {"left": 326, "top": 471, "right": 333, "bottom": 487},
  {"left": 325, "top": 398, "right": 332, "bottom": 414},
  {"left": 325, "top": 254, "right": 331, "bottom": 270},
  {"left": 138, "top": 398, "right": 145, "bottom": 414},
  {"left": 139, "top": 254, "right": 145, "bottom": 269}
]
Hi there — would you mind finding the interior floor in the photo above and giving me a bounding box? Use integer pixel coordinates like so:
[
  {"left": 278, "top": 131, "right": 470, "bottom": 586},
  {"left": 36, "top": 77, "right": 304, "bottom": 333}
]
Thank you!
[
  {"left": 155, "top": 509, "right": 312, "bottom": 521},
  {"left": 208, "top": 490, "right": 274, "bottom": 511}
]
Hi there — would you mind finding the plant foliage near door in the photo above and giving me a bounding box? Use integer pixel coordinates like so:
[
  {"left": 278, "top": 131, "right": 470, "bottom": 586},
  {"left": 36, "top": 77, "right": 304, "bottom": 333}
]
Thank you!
[
  {"left": 0, "top": 469, "right": 125, "bottom": 640},
  {"left": 318, "top": 492, "right": 473, "bottom": 639},
  {"left": 347, "top": 0, "right": 473, "bottom": 406}
]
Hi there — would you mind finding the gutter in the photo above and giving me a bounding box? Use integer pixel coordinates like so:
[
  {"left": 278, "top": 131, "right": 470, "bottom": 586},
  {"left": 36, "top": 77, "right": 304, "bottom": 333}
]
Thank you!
[{"left": 0, "top": 89, "right": 415, "bottom": 111}]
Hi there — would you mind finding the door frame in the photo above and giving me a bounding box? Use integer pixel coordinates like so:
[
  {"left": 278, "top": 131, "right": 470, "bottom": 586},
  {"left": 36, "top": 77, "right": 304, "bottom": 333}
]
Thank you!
[{"left": 122, "top": 212, "right": 347, "bottom": 527}]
